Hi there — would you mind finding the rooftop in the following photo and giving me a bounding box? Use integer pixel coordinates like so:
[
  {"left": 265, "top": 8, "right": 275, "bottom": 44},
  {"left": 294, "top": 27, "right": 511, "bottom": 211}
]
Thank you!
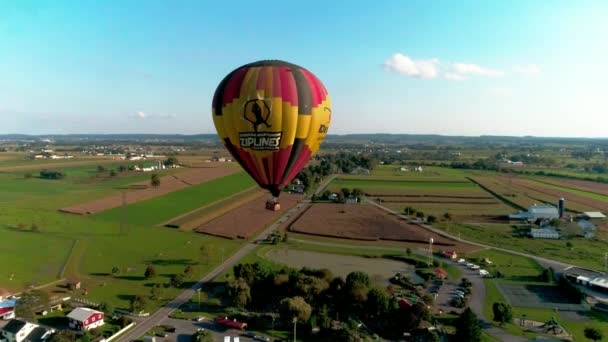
[
  {"left": 67, "top": 307, "right": 101, "bottom": 321},
  {"left": 2, "top": 319, "right": 28, "bottom": 334},
  {"left": 582, "top": 212, "right": 606, "bottom": 219}
]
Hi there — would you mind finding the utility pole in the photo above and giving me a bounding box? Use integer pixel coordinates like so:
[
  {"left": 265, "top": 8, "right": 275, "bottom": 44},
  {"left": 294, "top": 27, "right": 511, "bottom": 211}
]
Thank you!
[
  {"left": 604, "top": 252, "right": 607, "bottom": 274},
  {"left": 293, "top": 317, "right": 297, "bottom": 342},
  {"left": 196, "top": 288, "right": 201, "bottom": 310},
  {"left": 428, "top": 238, "right": 434, "bottom": 266}
]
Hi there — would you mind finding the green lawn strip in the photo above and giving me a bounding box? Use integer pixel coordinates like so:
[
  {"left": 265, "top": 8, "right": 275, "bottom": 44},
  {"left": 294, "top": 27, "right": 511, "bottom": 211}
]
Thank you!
[{"left": 93, "top": 172, "right": 255, "bottom": 226}]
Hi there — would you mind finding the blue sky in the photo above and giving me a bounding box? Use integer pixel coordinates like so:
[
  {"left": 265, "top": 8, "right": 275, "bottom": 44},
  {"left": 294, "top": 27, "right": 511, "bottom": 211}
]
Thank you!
[{"left": 1, "top": 0, "right": 607, "bottom": 137}]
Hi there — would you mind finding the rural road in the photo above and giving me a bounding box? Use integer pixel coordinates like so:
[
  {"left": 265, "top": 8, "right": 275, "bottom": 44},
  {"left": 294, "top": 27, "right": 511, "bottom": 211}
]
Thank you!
[{"left": 117, "top": 201, "right": 308, "bottom": 341}]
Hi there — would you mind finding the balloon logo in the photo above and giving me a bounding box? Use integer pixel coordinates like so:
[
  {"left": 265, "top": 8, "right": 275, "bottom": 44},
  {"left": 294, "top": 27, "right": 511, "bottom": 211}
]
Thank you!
[{"left": 212, "top": 60, "right": 332, "bottom": 208}]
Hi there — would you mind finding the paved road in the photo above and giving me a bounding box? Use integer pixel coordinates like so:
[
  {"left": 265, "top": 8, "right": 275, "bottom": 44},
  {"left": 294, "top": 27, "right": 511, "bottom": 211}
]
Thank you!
[{"left": 117, "top": 202, "right": 308, "bottom": 341}]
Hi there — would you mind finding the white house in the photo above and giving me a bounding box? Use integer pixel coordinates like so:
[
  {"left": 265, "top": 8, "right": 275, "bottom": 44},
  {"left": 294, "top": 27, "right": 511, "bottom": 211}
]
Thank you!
[
  {"left": 530, "top": 228, "right": 560, "bottom": 239},
  {"left": 67, "top": 308, "right": 104, "bottom": 331},
  {"left": 0, "top": 319, "right": 54, "bottom": 342}
]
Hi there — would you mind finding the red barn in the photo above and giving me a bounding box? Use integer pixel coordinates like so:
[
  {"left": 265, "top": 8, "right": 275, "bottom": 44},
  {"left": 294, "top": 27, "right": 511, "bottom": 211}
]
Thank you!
[{"left": 67, "top": 307, "right": 105, "bottom": 331}]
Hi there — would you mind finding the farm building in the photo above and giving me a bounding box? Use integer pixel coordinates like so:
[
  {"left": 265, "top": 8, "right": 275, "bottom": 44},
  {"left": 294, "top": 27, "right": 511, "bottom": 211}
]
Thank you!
[
  {"left": 215, "top": 316, "right": 247, "bottom": 330},
  {"left": 441, "top": 251, "right": 458, "bottom": 260},
  {"left": 579, "top": 212, "right": 606, "bottom": 220},
  {"left": 67, "top": 307, "right": 104, "bottom": 331},
  {"left": 530, "top": 228, "right": 560, "bottom": 239},
  {"left": 434, "top": 268, "right": 448, "bottom": 279},
  {"left": 350, "top": 167, "right": 370, "bottom": 175},
  {"left": 509, "top": 204, "right": 559, "bottom": 220},
  {"left": 0, "top": 319, "right": 54, "bottom": 342},
  {"left": 0, "top": 298, "right": 16, "bottom": 320},
  {"left": 66, "top": 278, "right": 81, "bottom": 290}
]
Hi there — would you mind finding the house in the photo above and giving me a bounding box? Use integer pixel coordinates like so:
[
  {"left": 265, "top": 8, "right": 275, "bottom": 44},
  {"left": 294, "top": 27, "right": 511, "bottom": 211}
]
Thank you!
[
  {"left": 441, "top": 251, "right": 458, "bottom": 260},
  {"left": 530, "top": 228, "right": 560, "bottom": 239},
  {"left": 509, "top": 204, "right": 559, "bottom": 220},
  {"left": 0, "top": 319, "right": 54, "bottom": 342},
  {"left": 434, "top": 268, "right": 448, "bottom": 279},
  {"left": 67, "top": 308, "right": 104, "bottom": 331}
]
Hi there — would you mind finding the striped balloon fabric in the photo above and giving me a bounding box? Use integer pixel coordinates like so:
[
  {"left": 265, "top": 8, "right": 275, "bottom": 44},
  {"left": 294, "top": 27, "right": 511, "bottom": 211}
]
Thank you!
[{"left": 212, "top": 60, "right": 332, "bottom": 198}]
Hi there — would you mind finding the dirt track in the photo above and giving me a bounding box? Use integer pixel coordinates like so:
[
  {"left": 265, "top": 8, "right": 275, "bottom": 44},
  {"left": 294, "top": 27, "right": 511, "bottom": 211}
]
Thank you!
[
  {"left": 60, "top": 163, "right": 240, "bottom": 215},
  {"left": 195, "top": 193, "right": 303, "bottom": 239},
  {"left": 288, "top": 203, "right": 470, "bottom": 248}
]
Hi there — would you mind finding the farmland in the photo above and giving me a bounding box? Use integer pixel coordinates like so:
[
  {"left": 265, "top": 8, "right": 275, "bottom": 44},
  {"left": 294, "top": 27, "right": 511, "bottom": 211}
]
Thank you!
[
  {"left": 328, "top": 167, "right": 513, "bottom": 219},
  {"left": 0, "top": 161, "right": 257, "bottom": 311}
]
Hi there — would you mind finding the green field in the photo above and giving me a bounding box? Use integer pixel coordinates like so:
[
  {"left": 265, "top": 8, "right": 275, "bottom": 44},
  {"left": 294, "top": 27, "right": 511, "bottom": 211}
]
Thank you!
[
  {"left": 0, "top": 162, "right": 252, "bottom": 311},
  {"left": 94, "top": 172, "right": 255, "bottom": 226},
  {"left": 467, "top": 249, "right": 543, "bottom": 280},
  {"left": 330, "top": 178, "right": 473, "bottom": 191}
]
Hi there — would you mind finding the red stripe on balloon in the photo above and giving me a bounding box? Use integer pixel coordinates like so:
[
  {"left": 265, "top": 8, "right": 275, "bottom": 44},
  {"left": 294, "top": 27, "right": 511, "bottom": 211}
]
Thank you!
[
  {"left": 222, "top": 67, "right": 248, "bottom": 105},
  {"left": 282, "top": 147, "right": 312, "bottom": 187},
  {"left": 272, "top": 146, "right": 292, "bottom": 188},
  {"left": 301, "top": 69, "right": 324, "bottom": 107},
  {"left": 262, "top": 157, "right": 273, "bottom": 186},
  {"left": 279, "top": 67, "right": 298, "bottom": 106},
  {"left": 256, "top": 67, "right": 266, "bottom": 91}
]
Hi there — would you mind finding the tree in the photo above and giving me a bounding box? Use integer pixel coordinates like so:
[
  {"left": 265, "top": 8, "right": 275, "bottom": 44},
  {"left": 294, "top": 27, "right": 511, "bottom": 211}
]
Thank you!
[
  {"left": 117, "top": 165, "right": 127, "bottom": 172},
  {"left": 550, "top": 218, "right": 561, "bottom": 228},
  {"left": 48, "top": 330, "right": 78, "bottom": 342},
  {"left": 365, "top": 287, "right": 389, "bottom": 318},
  {"left": 403, "top": 206, "right": 417, "bottom": 216},
  {"left": 109, "top": 170, "right": 117, "bottom": 177},
  {"left": 340, "top": 188, "right": 351, "bottom": 198},
  {"left": 406, "top": 248, "right": 412, "bottom": 256},
  {"left": 144, "top": 265, "right": 157, "bottom": 279},
  {"left": 539, "top": 268, "right": 555, "bottom": 282},
  {"left": 226, "top": 278, "right": 251, "bottom": 308},
  {"left": 351, "top": 188, "right": 364, "bottom": 198},
  {"left": 24, "top": 172, "right": 32, "bottom": 179},
  {"left": 15, "top": 290, "right": 49, "bottom": 318},
  {"left": 150, "top": 283, "right": 164, "bottom": 300},
  {"left": 170, "top": 274, "right": 184, "bottom": 288},
  {"left": 111, "top": 266, "right": 119, "bottom": 276},
  {"left": 99, "top": 302, "right": 114, "bottom": 315},
  {"left": 130, "top": 295, "right": 147, "bottom": 313},
  {"left": 346, "top": 271, "right": 370, "bottom": 288},
  {"left": 585, "top": 327, "right": 603, "bottom": 341},
  {"left": 150, "top": 173, "right": 161, "bottom": 187},
  {"left": 184, "top": 265, "right": 194, "bottom": 278},
  {"left": 416, "top": 211, "right": 425, "bottom": 219},
  {"left": 455, "top": 308, "right": 481, "bottom": 342},
  {"left": 492, "top": 302, "right": 513, "bottom": 325},
  {"left": 97, "top": 165, "right": 106, "bottom": 173},
  {"left": 427, "top": 215, "right": 437, "bottom": 224},
  {"left": 443, "top": 212, "right": 453, "bottom": 221},
  {"left": 279, "top": 296, "right": 312, "bottom": 323},
  {"left": 30, "top": 223, "right": 40, "bottom": 233},
  {"left": 164, "top": 157, "right": 179, "bottom": 167}
]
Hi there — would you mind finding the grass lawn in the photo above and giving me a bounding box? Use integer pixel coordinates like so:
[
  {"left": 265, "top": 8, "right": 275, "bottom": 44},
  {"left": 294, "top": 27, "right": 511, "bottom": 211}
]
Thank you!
[
  {"left": 528, "top": 178, "right": 608, "bottom": 202},
  {"left": 94, "top": 172, "right": 255, "bottom": 226},
  {"left": 466, "top": 250, "right": 543, "bottom": 281}
]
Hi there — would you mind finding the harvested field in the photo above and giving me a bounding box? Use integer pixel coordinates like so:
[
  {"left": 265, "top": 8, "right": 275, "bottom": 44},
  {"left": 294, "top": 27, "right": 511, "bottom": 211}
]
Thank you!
[
  {"left": 535, "top": 178, "right": 608, "bottom": 197},
  {"left": 165, "top": 187, "right": 263, "bottom": 230},
  {"left": 195, "top": 193, "right": 303, "bottom": 239},
  {"left": 60, "top": 163, "right": 240, "bottom": 215},
  {"left": 288, "top": 203, "right": 464, "bottom": 247},
  {"left": 510, "top": 178, "right": 607, "bottom": 212}
]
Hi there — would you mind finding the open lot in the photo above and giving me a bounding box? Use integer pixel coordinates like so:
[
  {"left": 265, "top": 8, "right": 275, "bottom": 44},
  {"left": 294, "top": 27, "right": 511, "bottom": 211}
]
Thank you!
[
  {"left": 195, "top": 193, "right": 303, "bottom": 239},
  {"left": 265, "top": 248, "right": 419, "bottom": 284},
  {"left": 496, "top": 282, "right": 585, "bottom": 310}
]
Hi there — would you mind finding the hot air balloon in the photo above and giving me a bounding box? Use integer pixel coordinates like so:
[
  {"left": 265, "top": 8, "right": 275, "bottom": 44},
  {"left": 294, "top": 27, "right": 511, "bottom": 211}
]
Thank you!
[{"left": 212, "top": 60, "right": 332, "bottom": 210}]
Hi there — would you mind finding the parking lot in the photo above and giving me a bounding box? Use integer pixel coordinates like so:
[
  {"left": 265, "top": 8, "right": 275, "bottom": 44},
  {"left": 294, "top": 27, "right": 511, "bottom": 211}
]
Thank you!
[{"left": 147, "top": 317, "right": 273, "bottom": 342}]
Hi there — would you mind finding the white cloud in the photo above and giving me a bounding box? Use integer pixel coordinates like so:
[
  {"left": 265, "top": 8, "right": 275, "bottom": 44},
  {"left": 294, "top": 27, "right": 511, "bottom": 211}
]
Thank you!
[
  {"left": 383, "top": 53, "right": 532, "bottom": 81},
  {"left": 512, "top": 64, "right": 541, "bottom": 75},
  {"left": 451, "top": 63, "right": 505, "bottom": 77},
  {"left": 383, "top": 53, "right": 440, "bottom": 79},
  {"left": 132, "top": 111, "right": 175, "bottom": 120}
]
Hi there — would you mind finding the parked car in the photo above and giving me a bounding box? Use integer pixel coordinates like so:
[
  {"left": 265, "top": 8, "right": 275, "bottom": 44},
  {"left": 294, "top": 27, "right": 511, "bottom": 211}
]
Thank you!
[
  {"left": 194, "top": 316, "right": 206, "bottom": 322},
  {"left": 466, "top": 263, "right": 474, "bottom": 268},
  {"left": 457, "top": 258, "right": 466, "bottom": 263},
  {"left": 243, "top": 332, "right": 256, "bottom": 338},
  {"left": 255, "top": 336, "right": 271, "bottom": 342}
]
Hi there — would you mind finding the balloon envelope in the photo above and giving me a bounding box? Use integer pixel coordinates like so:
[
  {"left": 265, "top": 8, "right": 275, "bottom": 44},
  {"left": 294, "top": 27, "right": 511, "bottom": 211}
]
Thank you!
[{"left": 212, "top": 60, "right": 331, "bottom": 197}]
